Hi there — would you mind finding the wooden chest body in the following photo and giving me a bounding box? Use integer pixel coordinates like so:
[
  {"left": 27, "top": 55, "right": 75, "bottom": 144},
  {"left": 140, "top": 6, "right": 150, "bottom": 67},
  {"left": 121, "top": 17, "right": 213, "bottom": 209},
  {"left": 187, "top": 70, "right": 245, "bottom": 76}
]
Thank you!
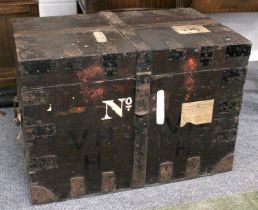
[{"left": 12, "top": 8, "right": 251, "bottom": 204}]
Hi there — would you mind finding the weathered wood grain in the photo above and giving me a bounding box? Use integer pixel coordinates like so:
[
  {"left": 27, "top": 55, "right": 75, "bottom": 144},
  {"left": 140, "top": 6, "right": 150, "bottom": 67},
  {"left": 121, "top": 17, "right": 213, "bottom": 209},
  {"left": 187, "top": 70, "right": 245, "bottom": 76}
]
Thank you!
[{"left": 13, "top": 8, "right": 251, "bottom": 204}]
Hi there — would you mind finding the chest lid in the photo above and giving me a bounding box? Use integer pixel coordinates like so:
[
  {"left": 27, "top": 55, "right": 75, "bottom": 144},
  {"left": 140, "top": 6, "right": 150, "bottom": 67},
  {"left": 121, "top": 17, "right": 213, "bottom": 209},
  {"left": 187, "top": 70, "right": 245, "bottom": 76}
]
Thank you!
[
  {"left": 13, "top": 8, "right": 252, "bottom": 88},
  {"left": 12, "top": 14, "right": 137, "bottom": 87},
  {"left": 100, "top": 8, "right": 251, "bottom": 75}
]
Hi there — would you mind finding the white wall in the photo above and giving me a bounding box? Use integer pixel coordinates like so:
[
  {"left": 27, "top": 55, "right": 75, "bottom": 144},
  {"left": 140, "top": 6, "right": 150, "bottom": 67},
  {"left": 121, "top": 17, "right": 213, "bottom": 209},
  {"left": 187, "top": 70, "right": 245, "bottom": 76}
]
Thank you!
[
  {"left": 209, "top": 12, "right": 258, "bottom": 62},
  {"left": 39, "top": 0, "right": 77, "bottom": 17}
]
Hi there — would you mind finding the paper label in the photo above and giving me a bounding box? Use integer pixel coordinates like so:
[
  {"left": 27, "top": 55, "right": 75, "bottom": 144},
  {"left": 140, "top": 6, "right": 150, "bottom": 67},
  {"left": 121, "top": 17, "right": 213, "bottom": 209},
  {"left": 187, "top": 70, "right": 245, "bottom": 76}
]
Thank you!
[
  {"left": 93, "top": 31, "right": 107, "bottom": 43},
  {"left": 172, "top": 25, "right": 211, "bottom": 34},
  {"left": 180, "top": 99, "right": 214, "bottom": 127}
]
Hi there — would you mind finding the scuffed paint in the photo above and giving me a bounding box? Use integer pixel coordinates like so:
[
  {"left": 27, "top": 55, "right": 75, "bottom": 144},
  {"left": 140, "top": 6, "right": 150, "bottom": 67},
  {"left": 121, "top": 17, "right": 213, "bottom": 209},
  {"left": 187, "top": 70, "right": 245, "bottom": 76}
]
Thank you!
[
  {"left": 184, "top": 74, "right": 195, "bottom": 101},
  {"left": 56, "top": 106, "right": 86, "bottom": 116},
  {"left": 76, "top": 64, "right": 105, "bottom": 102},
  {"left": 68, "top": 106, "right": 86, "bottom": 114},
  {"left": 183, "top": 58, "right": 197, "bottom": 101},
  {"left": 76, "top": 64, "right": 103, "bottom": 82},
  {"left": 80, "top": 87, "right": 104, "bottom": 103}
]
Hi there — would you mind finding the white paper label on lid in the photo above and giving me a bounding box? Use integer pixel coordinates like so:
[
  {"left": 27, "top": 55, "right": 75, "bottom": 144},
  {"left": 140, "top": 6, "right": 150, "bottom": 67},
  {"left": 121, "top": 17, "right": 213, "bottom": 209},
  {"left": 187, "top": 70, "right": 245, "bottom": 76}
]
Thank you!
[
  {"left": 180, "top": 99, "right": 214, "bottom": 127},
  {"left": 93, "top": 31, "right": 107, "bottom": 43},
  {"left": 172, "top": 25, "right": 211, "bottom": 34}
]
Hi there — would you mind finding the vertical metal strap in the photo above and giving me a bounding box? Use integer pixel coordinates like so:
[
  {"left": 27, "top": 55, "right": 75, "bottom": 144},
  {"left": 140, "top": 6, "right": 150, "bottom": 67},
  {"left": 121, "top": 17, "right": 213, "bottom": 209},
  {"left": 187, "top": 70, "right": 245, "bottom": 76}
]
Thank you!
[
  {"left": 100, "top": 11, "right": 152, "bottom": 187},
  {"left": 132, "top": 74, "right": 151, "bottom": 187}
]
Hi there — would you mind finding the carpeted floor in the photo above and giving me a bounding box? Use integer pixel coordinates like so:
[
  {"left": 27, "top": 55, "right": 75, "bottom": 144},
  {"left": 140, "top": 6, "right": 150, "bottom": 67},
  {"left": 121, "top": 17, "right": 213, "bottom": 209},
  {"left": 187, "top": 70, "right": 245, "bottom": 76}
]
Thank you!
[
  {"left": 161, "top": 191, "right": 258, "bottom": 210},
  {"left": 0, "top": 61, "right": 257, "bottom": 210}
]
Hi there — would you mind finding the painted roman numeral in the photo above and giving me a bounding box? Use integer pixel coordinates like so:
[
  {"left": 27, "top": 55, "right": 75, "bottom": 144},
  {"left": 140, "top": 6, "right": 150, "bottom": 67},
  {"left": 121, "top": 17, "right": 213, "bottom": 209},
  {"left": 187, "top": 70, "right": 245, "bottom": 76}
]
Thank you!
[{"left": 156, "top": 90, "right": 165, "bottom": 125}]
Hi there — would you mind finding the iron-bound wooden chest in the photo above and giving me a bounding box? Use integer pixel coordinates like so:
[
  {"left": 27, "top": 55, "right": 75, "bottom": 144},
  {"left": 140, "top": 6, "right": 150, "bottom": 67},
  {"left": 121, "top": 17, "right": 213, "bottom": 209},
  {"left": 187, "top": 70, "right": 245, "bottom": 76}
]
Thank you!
[{"left": 12, "top": 8, "right": 251, "bottom": 204}]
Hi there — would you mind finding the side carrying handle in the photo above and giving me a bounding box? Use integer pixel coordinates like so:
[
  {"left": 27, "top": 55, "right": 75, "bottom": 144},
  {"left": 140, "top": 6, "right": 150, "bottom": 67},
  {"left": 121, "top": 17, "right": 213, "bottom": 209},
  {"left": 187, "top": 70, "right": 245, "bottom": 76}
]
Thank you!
[
  {"left": 14, "top": 96, "right": 22, "bottom": 126},
  {"left": 14, "top": 96, "right": 23, "bottom": 141}
]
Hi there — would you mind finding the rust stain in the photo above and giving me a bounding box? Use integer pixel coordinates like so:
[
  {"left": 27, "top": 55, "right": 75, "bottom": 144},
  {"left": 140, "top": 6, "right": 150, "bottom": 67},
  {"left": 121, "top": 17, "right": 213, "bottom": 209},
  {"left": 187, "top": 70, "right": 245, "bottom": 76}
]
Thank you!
[
  {"left": 56, "top": 106, "right": 86, "bottom": 116},
  {"left": 80, "top": 87, "right": 104, "bottom": 103},
  {"left": 183, "top": 58, "right": 197, "bottom": 101},
  {"left": 76, "top": 64, "right": 103, "bottom": 83},
  {"left": 184, "top": 74, "right": 195, "bottom": 101},
  {"left": 185, "top": 58, "right": 197, "bottom": 71},
  {"left": 77, "top": 64, "right": 105, "bottom": 102},
  {"left": 90, "top": 88, "right": 104, "bottom": 99},
  {"left": 68, "top": 106, "right": 86, "bottom": 114}
]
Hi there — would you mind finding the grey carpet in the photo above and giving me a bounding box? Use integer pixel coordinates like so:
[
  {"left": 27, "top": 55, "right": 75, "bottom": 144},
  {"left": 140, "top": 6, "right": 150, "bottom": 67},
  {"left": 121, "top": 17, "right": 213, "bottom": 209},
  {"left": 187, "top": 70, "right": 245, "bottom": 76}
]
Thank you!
[{"left": 0, "top": 62, "right": 258, "bottom": 210}]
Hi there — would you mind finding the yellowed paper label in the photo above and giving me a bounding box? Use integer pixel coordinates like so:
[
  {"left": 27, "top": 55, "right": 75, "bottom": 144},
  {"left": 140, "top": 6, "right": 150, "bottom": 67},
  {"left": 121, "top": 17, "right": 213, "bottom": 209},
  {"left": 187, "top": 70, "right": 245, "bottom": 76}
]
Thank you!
[
  {"left": 172, "top": 25, "right": 211, "bottom": 34},
  {"left": 93, "top": 31, "right": 107, "bottom": 43},
  {"left": 180, "top": 99, "right": 214, "bottom": 127}
]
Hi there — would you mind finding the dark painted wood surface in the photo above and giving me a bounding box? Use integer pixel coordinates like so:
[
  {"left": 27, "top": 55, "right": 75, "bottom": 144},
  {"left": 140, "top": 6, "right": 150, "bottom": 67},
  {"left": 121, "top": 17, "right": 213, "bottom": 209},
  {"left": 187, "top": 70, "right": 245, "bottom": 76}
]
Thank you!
[{"left": 12, "top": 8, "right": 251, "bottom": 204}]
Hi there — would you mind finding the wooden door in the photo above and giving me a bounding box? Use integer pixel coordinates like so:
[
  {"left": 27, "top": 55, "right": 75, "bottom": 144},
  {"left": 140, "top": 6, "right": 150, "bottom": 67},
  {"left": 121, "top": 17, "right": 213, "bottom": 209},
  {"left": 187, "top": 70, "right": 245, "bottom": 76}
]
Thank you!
[
  {"left": 83, "top": 0, "right": 192, "bottom": 13},
  {"left": 0, "top": 0, "right": 38, "bottom": 105},
  {"left": 192, "top": 0, "right": 258, "bottom": 13}
]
